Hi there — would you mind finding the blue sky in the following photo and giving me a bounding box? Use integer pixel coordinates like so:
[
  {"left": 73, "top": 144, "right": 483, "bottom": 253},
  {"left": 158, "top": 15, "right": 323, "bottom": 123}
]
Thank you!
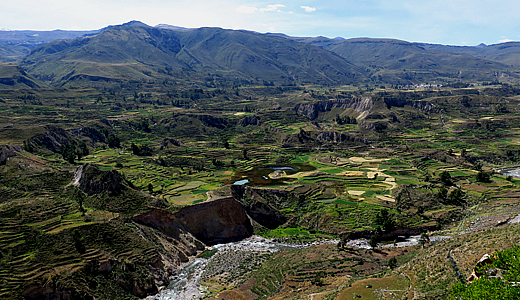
[{"left": 1, "top": 0, "right": 519, "bottom": 45}]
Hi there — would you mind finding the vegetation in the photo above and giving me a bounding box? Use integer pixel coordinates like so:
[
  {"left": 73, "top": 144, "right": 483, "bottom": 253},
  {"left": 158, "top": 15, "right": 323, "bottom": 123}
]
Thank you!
[
  {"left": 2, "top": 21, "right": 520, "bottom": 300},
  {"left": 449, "top": 246, "right": 520, "bottom": 299}
]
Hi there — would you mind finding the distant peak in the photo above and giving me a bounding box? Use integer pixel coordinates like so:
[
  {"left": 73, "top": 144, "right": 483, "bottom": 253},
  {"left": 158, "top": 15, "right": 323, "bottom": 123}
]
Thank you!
[
  {"left": 477, "top": 43, "right": 487, "bottom": 47},
  {"left": 120, "top": 20, "right": 150, "bottom": 28},
  {"left": 155, "top": 24, "right": 192, "bottom": 31},
  {"left": 333, "top": 36, "right": 345, "bottom": 40}
]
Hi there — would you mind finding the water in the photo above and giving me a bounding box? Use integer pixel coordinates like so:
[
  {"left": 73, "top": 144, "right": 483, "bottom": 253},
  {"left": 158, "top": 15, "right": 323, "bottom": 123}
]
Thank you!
[
  {"left": 269, "top": 166, "right": 294, "bottom": 170},
  {"left": 232, "top": 179, "right": 249, "bottom": 185},
  {"left": 152, "top": 258, "right": 207, "bottom": 300},
  {"left": 148, "top": 235, "right": 453, "bottom": 299},
  {"left": 500, "top": 167, "right": 520, "bottom": 178},
  {"left": 148, "top": 236, "right": 319, "bottom": 300},
  {"left": 228, "top": 163, "right": 315, "bottom": 186}
]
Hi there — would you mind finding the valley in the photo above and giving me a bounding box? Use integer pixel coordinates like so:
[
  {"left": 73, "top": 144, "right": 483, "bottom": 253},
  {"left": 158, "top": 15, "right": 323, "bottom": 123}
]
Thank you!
[{"left": 1, "top": 21, "right": 520, "bottom": 299}]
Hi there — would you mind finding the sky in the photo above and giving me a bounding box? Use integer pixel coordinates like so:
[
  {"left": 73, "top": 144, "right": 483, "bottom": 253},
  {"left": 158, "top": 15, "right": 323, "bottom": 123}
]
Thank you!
[{"left": 1, "top": 0, "right": 520, "bottom": 46}]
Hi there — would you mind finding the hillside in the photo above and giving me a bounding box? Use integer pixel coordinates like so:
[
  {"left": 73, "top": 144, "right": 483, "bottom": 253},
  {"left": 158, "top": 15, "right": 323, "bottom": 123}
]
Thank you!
[
  {"left": 21, "top": 21, "right": 366, "bottom": 86},
  {"left": 298, "top": 37, "right": 512, "bottom": 83},
  {"left": 0, "top": 62, "right": 42, "bottom": 89},
  {"left": 0, "top": 29, "right": 98, "bottom": 62},
  {"left": 420, "top": 42, "right": 520, "bottom": 68}
]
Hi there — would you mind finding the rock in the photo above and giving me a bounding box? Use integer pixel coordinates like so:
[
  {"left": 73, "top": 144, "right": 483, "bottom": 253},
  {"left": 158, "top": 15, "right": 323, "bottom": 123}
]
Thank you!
[
  {"left": 174, "top": 198, "right": 254, "bottom": 245},
  {"left": 0, "top": 144, "right": 22, "bottom": 165},
  {"left": 73, "top": 163, "right": 135, "bottom": 196},
  {"left": 193, "top": 114, "right": 229, "bottom": 129},
  {"left": 68, "top": 126, "right": 107, "bottom": 146},
  {"left": 239, "top": 115, "right": 261, "bottom": 127},
  {"left": 133, "top": 208, "right": 206, "bottom": 254},
  {"left": 294, "top": 97, "right": 373, "bottom": 120},
  {"left": 316, "top": 131, "right": 352, "bottom": 143},
  {"left": 27, "top": 125, "right": 73, "bottom": 153},
  {"left": 268, "top": 169, "right": 286, "bottom": 179},
  {"left": 231, "top": 185, "right": 298, "bottom": 229},
  {"left": 159, "top": 137, "right": 181, "bottom": 150}
]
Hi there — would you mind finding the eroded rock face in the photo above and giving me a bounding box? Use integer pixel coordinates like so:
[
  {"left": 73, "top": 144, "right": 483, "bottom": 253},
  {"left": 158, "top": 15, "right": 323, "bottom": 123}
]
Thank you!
[
  {"left": 174, "top": 198, "right": 254, "bottom": 245},
  {"left": 0, "top": 144, "right": 22, "bottom": 165},
  {"left": 73, "top": 163, "right": 135, "bottom": 196},
  {"left": 294, "top": 97, "right": 373, "bottom": 120},
  {"left": 133, "top": 209, "right": 206, "bottom": 255},
  {"left": 27, "top": 125, "right": 73, "bottom": 153},
  {"left": 68, "top": 127, "right": 107, "bottom": 146},
  {"left": 231, "top": 185, "right": 295, "bottom": 229},
  {"left": 239, "top": 115, "right": 261, "bottom": 127}
]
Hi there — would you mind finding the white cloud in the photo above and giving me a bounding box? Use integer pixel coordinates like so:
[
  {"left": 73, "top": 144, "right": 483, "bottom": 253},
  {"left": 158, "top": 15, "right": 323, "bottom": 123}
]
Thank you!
[
  {"left": 237, "top": 6, "right": 258, "bottom": 14},
  {"left": 301, "top": 6, "right": 316, "bottom": 12},
  {"left": 499, "top": 38, "right": 513, "bottom": 43},
  {"left": 260, "top": 4, "right": 285, "bottom": 12}
]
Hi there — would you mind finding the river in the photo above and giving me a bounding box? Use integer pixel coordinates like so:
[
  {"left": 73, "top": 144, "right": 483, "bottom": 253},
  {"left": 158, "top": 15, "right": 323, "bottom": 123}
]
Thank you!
[
  {"left": 499, "top": 167, "right": 520, "bottom": 178},
  {"left": 145, "top": 234, "right": 451, "bottom": 300}
]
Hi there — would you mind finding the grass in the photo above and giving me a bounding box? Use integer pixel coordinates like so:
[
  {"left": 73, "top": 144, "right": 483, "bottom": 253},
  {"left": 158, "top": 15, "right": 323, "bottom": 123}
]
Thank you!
[
  {"left": 3, "top": 83, "right": 520, "bottom": 299},
  {"left": 336, "top": 275, "right": 410, "bottom": 300}
]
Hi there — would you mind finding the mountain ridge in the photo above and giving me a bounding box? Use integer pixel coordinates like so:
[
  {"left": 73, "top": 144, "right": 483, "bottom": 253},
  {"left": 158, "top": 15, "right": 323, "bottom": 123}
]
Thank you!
[
  {"left": 1, "top": 21, "right": 520, "bottom": 86},
  {"left": 19, "top": 22, "right": 367, "bottom": 86}
]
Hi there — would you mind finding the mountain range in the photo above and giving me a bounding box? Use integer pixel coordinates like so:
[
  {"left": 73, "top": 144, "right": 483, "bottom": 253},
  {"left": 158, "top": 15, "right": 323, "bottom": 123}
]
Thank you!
[{"left": 1, "top": 21, "right": 520, "bottom": 87}]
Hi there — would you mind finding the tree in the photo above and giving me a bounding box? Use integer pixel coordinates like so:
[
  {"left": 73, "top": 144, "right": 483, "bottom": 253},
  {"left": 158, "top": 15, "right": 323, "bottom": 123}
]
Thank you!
[
  {"left": 388, "top": 257, "right": 398, "bottom": 269},
  {"left": 61, "top": 142, "right": 76, "bottom": 164},
  {"left": 375, "top": 209, "right": 395, "bottom": 233},
  {"left": 148, "top": 183, "right": 154, "bottom": 194},
  {"left": 476, "top": 171, "right": 492, "bottom": 183},
  {"left": 369, "top": 234, "right": 380, "bottom": 249},
  {"left": 337, "top": 233, "right": 351, "bottom": 250},
  {"left": 439, "top": 171, "right": 453, "bottom": 186},
  {"left": 419, "top": 233, "right": 430, "bottom": 248},
  {"left": 447, "top": 188, "right": 465, "bottom": 206},
  {"left": 72, "top": 229, "right": 86, "bottom": 254},
  {"left": 312, "top": 271, "right": 325, "bottom": 286},
  {"left": 107, "top": 133, "right": 120, "bottom": 148},
  {"left": 131, "top": 143, "right": 140, "bottom": 155}
]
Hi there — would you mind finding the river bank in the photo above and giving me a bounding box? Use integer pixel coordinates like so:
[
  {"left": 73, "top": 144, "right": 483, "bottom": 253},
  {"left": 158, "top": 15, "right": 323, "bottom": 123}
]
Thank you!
[{"left": 145, "top": 233, "right": 454, "bottom": 300}]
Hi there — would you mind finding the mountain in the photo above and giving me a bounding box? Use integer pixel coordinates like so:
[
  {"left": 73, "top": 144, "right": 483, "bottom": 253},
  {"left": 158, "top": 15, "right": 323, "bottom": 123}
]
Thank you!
[
  {"left": 20, "top": 21, "right": 366, "bottom": 86},
  {"left": 297, "top": 37, "right": 511, "bottom": 83},
  {"left": 0, "top": 29, "right": 99, "bottom": 62},
  {"left": 419, "top": 42, "right": 520, "bottom": 67},
  {"left": 0, "top": 29, "right": 98, "bottom": 44}
]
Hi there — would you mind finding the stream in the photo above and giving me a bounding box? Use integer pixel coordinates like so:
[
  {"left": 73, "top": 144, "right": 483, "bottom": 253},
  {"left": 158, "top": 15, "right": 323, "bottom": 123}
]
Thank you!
[
  {"left": 499, "top": 167, "right": 520, "bottom": 178},
  {"left": 145, "top": 234, "right": 451, "bottom": 300}
]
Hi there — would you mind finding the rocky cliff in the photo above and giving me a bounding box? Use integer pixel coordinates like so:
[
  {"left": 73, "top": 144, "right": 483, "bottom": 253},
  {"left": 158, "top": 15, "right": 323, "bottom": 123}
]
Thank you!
[
  {"left": 0, "top": 144, "right": 22, "bottom": 165},
  {"left": 26, "top": 125, "right": 106, "bottom": 154},
  {"left": 174, "top": 197, "right": 254, "bottom": 245},
  {"left": 73, "top": 163, "right": 135, "bottom": 196},
  {"left": 231, "top": 185, "right": 304, "bottom": 229},
  {"left": 294, "top": 97, "right": 374, "bottom": 120},
  {"left": 133, "top": 208, "right": 206, "bottom": 255}
]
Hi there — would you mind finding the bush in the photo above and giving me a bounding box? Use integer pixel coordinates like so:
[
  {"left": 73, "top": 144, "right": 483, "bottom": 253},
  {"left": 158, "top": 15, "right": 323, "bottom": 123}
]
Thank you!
[{"left": 476, "top": 171, "right": 492, "bottom": 183}]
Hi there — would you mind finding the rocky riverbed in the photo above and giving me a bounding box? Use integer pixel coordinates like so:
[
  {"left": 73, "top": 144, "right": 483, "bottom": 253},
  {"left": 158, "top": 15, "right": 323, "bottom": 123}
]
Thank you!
[
  {"left": 145, "top": 234, "right": 453, "bottom": 300},
  {"left": 146, "top": 236, "right": 320, "bottom": 300}
]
